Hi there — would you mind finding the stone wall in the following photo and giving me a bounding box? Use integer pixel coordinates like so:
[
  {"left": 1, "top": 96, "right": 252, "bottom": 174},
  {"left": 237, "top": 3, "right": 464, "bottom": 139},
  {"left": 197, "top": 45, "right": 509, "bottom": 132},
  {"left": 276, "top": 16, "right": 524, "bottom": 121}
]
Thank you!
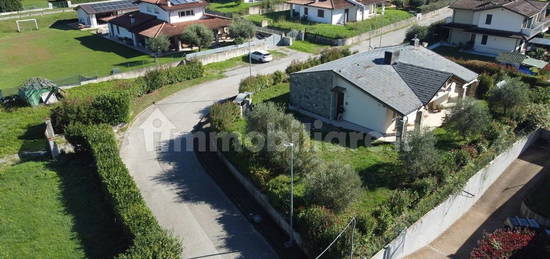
[
  {"left": 290, "top": 71, "right": 335, "bottom": 119},
  {"left": 371, "top": 129, "right": 542, "bottom": 259}
]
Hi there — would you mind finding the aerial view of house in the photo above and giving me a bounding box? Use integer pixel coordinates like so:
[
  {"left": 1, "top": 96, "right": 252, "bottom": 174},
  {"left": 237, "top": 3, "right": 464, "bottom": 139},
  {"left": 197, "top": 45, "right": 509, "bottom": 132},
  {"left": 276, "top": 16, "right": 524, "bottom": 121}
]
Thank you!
[
  {"left": 290, "top": 40, "right": 478, "bottom": 139},
  {"left": 108, "top": 0, "right": 231, "bottom": 51},
  {"left": 1, "top": 0, "right": 549, "bottom": 258},
  {"left": 444, "top": 0, "right": 550, "bottom": 55},
  {"left": 286, "top": 0, "right": 385, "bottom": 24}
]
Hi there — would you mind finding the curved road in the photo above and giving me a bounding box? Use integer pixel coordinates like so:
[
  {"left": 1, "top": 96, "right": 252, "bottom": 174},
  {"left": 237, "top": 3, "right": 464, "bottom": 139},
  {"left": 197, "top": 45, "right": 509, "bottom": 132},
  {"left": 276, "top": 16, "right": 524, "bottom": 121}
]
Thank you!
[{"left": 120, "top": 9, "right": 452, "bottom": 259}]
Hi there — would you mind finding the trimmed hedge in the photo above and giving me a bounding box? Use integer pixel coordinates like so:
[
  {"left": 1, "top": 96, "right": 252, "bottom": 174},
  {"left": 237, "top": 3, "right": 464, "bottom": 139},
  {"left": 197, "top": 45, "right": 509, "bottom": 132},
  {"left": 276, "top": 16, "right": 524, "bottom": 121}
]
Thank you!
[
  {"left": 142, "top": 60, "right": 204, "bottom": 93},
  {"left": 52, "top": 92, "right": 131, "bottom": 131},
  {"left": 65, "top": 123, "right": 182, "bottom": 258}
]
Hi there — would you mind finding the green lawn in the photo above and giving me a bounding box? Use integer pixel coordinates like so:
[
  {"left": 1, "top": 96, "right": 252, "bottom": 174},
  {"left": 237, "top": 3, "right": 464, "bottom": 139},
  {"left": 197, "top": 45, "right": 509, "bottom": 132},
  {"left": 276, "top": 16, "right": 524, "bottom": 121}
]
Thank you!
[
  {"left": 287, "top": 40, "right": 329, "bottom": 54},
  {"left": 246, "top": 9, "right": 413, "bottom": 39},
  {"left": 0, "top": 160, "right": 126, "bottom": 258},
  {"left": 21, "top": 0, "right": 49, "bottom": 9},
  {"left": 0, "top": 12, "right": 182, "bottom": 90},
  {"left": 207, "top": 0, "right": 259, "bottom": 14}
]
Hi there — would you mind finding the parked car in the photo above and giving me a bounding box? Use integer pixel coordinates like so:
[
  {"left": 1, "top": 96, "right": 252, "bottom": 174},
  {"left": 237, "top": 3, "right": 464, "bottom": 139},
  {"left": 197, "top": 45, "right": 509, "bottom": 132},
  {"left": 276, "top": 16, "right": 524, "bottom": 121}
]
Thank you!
[{"left": 250, "top": 50, "right": 273, "bottom": 63}]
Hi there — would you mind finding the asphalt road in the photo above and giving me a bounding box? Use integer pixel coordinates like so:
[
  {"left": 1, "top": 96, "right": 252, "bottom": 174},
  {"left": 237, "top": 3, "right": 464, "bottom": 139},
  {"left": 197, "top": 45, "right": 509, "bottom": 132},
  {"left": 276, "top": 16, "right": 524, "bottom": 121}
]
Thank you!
[{"left": 119, "top": 8, "right": 452, "bottom": 259}]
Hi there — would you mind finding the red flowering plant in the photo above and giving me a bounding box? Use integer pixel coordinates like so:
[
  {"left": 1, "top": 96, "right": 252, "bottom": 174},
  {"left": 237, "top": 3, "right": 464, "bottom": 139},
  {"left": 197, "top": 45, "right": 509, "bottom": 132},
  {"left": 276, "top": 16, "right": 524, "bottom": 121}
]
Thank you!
[{"left": 470, "top": 228, "right": 536, "bottom": 259}]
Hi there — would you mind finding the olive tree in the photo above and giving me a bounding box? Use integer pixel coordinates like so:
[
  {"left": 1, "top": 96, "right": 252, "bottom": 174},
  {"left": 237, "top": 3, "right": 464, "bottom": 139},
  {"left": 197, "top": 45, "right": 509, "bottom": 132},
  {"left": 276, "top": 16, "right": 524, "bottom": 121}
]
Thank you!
[
  {"left": 487, "top": 76, "right": 530, "bottom": 119},
  {"left": 400, "top": 130, "right": 440, "bottom": 176},
  {"left": 447, "top": 98, "right": 492, "bottom": 138},
  {"left": 305, "top": 161, "right": 362, "bottom": 212},
  {"left": 180, "top": 24, "right": 214, "bottom": 51},
  {"left": 146, "top": 35, "right": 171, "bottom": 60},
  {"left": 228, "top": 18, "right": 256, "bottom": 44}
]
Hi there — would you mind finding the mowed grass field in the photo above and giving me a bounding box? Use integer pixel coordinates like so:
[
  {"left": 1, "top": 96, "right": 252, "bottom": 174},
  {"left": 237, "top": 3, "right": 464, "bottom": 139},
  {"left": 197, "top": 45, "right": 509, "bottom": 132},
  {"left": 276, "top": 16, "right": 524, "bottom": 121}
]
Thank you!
[
  {"left": 0, "top": 12, "right": 181, "bottom": 90},
  {"left": 0, "top": 160, "right": 126, "bottom": 258},
  {"left": 21, "top": 0, "right": 49, "bottom": 9}
]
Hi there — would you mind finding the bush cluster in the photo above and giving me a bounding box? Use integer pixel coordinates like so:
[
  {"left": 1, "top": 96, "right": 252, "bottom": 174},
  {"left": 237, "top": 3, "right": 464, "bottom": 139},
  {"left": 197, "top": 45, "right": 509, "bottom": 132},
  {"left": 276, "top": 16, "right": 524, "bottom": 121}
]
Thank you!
[
  {"left": 238, "top": 70, "right": 288, "bottom": 93},
  {"left": 142, "top": 60, "right": 204, "bottom": 93},
  {"left": 209, "top": 102, "right": 241, "bottom": 132},
  {"left": 286, "top": 47, "right": 354, "bottom": 74},
  {"left": 451, "top": 59, "right": 550, "bottom": 87},
  {"left": 65, "top": 123, "right": 182, "bottom": 258},
  {"left": 52, "top": 92, "right": 130, "bottom": 131},
  {"left": 417, "top": 0, "right": 455, "bottom": 13}
]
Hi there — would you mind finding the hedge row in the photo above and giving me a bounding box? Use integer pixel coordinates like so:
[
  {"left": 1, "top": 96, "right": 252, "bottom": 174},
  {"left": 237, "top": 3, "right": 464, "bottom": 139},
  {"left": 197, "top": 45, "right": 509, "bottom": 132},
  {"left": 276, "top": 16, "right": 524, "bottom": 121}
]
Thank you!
[
  {"left": 286, "top": 47, "right": 354, "bottom": 74},
  {"left": 65, "top": 123, "right": 182, "bottom": 258},
  {"left": 52, "top": 92, "right": 131, "bottom": 131},
  {"left": 141, "top": 60, "right": 204, "bottom": 94},
  {"left": 238, "top": 71, "right": 287, "bottom": 93},
  {"left": 417, "top": 0, "right": 454, "bottom": 13}
]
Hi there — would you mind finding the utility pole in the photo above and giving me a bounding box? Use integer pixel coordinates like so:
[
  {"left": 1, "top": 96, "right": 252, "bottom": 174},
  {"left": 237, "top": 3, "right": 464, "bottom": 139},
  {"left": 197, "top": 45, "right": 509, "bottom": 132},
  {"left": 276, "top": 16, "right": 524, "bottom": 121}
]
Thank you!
[
  {"left": 283, "top": 142, "right": 295, "bottom": 247},
  {"left": 248, "top": 39, "right": 252, "bottom": 77}
]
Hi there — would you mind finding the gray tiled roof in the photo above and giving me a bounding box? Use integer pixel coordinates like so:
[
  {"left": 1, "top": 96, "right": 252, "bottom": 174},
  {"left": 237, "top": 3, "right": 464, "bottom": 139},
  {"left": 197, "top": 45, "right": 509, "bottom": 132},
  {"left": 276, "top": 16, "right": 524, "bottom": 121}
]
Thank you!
[
  {"left": 450, "top": 0, "right": 547, "bottom": 17},
  {"left": 295, "top": 45, "right": 478, "bottom": 115}
]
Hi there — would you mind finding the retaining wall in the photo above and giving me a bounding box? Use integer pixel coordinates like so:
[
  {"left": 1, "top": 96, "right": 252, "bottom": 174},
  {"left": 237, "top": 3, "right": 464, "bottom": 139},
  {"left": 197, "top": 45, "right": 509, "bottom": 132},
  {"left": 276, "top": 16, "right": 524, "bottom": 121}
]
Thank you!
[
  {"left": 372, "top": 130, "right": 542, "bottom": 259},
  {"left": 216, "top": 151, "right": 308, "bottom": 256}
]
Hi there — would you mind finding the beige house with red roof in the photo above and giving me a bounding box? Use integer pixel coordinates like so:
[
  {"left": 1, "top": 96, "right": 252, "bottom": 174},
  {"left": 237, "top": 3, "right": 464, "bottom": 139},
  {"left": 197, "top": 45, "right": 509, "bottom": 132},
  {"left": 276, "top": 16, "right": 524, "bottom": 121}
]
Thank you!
[
  {"left": 108, "top": 0, "right": 231, "bottom": 52},
  {"left": 286, "top": 0, "right": 385, "bottom": 24}
]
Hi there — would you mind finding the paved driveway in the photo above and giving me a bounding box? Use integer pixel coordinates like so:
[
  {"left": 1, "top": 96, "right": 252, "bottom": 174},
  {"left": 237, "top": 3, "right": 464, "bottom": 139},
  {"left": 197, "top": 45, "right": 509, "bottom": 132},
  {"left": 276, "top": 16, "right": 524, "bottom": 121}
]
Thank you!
[{"left": 119, "top": 9, "right": 452, "bottom": 259}]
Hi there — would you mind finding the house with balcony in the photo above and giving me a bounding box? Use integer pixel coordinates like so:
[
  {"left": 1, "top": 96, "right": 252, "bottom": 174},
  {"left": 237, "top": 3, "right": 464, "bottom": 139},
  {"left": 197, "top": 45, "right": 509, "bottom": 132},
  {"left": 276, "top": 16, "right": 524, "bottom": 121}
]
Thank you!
[
  {"left": 444, "top": 0, "right": 549, "bottom": 55},
  {"left": 107, "top": 0, "right": 231, "bottom": 52},
  {"left": 286, "top": 0, "right": 385, "bottom": 25},
  {"left": 289, "top": 40, "right": 478, "bottom": 141}
]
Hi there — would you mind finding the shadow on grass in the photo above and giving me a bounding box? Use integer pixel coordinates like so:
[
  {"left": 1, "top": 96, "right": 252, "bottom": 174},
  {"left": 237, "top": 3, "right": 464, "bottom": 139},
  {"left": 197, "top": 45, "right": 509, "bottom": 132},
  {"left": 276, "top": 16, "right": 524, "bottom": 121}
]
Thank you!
[
  {"left": 48, "top": 154, "right": 129, "bottom": 259},
  {"left": 49, "top": 19, "right": 78, "bottom": 31},
  {"left": 75, "top": 35, "right": 144, "bottom": 59},
  {"left": 18, "top": 123, "right": 48, "bottom": 154},
  {"left": 359, "top": 162, "right": 404, "bottom": 190},
  {"left": 114, "top": 60, "right": 154, "bottom": 68}
]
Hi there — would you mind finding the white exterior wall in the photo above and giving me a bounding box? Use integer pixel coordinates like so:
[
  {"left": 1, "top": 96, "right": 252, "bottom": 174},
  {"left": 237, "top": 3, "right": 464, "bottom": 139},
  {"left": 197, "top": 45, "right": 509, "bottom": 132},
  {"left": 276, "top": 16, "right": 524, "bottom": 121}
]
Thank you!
[
  {"left": 111, "top": 24, "right": 134, "bottom": 39},
  {"left": 474, "top": 8, "right": 525, "bottom": 32},
  {"left": 473, "top": 34, "right": 520, "bottom": 54},
  {"left": 333, "top": 76, "right": 394, "bottom": 133},
  {"left": 293, "top": 4, "right": 334, "bottom": 24},
  {"left": 77, "top": 8, "right": 91, "bottom": 26},
  {"left": 139, "top": 3, "right": 170, "bottom": 22},
  {"left": 332, "top": 8, "right": 344, "bottom": 24},
  {"left": 452, "top": 9, "right": 474, "bottom": 24},
  {"left": 168, "top": 7, "right": 204, "bottom": 23},
  {"left": 448, "top": 28, "right": 472, "bottom": 45}
]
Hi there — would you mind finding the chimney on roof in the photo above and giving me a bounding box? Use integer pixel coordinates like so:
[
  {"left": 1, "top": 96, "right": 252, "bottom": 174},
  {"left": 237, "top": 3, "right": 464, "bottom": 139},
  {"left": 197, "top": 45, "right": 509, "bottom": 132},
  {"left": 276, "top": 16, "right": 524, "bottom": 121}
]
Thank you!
[
  {"left": 384, "top": 50, "right": 400, "bottom": 65},
  {"left": 411, "top": 34, "right": 420, "bottom": 48},
  {"left": 129, "top": 14, "right": 136, "bottom": 24},
  {"left": 167, "top": 0, "right": 171, "bottom": 6}
]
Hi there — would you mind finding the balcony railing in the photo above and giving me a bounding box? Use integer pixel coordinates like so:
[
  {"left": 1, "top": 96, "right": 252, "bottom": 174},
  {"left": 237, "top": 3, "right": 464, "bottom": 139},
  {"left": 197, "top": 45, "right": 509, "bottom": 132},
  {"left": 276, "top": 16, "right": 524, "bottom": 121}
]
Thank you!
[{"left": 521, "top": 19, "right": 550, "bottom": 38}]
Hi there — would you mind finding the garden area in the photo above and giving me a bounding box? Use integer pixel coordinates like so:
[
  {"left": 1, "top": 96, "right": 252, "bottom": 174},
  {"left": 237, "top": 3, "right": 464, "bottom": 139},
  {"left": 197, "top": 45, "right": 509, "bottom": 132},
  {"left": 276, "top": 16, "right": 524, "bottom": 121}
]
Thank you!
[
  {"left": 0, "top": 160, "right": 127, "bottom": 258},
  {"left": 0, "top": 12, "right": 183, "bottom": 91},
  {"left": 246, "top": 9, "right": 413, "bottom": 39},
  {"left": 208, "top": 48, "right": 550, "bottom": 257}
]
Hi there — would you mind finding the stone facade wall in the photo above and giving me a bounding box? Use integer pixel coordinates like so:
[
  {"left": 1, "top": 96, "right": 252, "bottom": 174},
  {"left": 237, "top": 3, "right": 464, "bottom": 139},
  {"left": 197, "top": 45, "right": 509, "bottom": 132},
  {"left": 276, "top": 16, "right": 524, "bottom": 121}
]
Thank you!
[{"left": 290, "top": 71, "right": 335, "bottom": 119}]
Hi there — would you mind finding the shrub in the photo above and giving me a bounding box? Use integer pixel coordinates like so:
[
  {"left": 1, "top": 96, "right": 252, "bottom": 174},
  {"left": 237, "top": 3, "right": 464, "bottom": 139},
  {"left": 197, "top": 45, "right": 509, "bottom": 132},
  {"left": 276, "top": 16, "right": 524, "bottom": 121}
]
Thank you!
[
  {"left": 470, "top": 228, "right": 535, "bottom": 259},
  {"left": 272, "top": 70, "right": 288, "bottom": 84},
  {"left": 209, "top": 102, "right": 241, "bottom": 132},
  {"left": 417, "top": 0, "right": 455, "bottom": 13},
  {"left": 476, "top": 73, "right": 494, "bottom": 99},
  {"left": 446, "top": 98, "right": 492, "bottom": 138},
  {"left": 143, "top": 61, "right": 204, "bottom": 93},
  {"left": 65, "top": 123, "right": 182, "bottom": 258},
  {"left": 400, "top": 130, "right": 440, "bottom": 177},
  {"left": 285, "top": 48, "right": 352, "bottom": 74},
  {"left": 487, "top": 76, "right": 530, "bottom": 120},
  {"left": 531, "top": 86, "right": 550, "bottom": 104},
  {"left": 51, "top": 92, "right": 131, "bottom": 131},
  {"left": 297, "top": 206, "right": 349, "bottom": 258},
  {"left": 517, "top": 103, "right": 550, "bottom": 132},
  {"left": 319, "top": 47, "right": 352, "bottom": 63},
  {"left": 405, "top": 25, "right": 428, "bottom": 42},
  {"left": 238, "top": 74, "right": 274, "bottom": 93},
  {"left": 305, "top": 161, "right": 362, "bottom": 212},
  {"left": 249, "top": 165, "right": 274, "bottom": 188},
  {"left": 409, "top": 0, "right": 425, "bottom": 8}
]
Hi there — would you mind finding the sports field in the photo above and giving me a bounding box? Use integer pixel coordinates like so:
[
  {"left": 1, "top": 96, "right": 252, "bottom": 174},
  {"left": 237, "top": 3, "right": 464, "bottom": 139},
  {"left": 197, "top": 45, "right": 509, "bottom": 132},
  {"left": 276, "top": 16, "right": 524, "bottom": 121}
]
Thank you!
[{"left": 0, "top": 12, "right": 181, "bottom": 91}]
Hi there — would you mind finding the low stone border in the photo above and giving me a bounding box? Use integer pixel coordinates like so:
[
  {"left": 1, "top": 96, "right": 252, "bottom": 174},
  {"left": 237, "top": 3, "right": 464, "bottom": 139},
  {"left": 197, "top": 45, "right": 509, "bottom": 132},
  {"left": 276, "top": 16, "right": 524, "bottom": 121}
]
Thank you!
[{"left": 216, "top": 150, "right": 309, "bottom": 256}]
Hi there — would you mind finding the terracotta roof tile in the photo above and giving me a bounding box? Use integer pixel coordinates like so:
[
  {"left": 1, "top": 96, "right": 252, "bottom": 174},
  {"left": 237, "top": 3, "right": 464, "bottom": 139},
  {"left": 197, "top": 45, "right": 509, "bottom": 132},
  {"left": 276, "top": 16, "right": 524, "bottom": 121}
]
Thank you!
[
  {"left": 286, "top": 0, "right": 383, "bottom": 9},
  {"left": 134, "top": 14, "right": 231, "bottom": 38}
]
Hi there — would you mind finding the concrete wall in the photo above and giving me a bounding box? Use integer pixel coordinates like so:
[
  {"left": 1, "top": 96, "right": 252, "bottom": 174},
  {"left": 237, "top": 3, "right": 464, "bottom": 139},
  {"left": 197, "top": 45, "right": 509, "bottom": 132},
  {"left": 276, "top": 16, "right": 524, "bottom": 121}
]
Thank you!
[{"left": 372, "top": 130, "right": 542, "bottom": 259}]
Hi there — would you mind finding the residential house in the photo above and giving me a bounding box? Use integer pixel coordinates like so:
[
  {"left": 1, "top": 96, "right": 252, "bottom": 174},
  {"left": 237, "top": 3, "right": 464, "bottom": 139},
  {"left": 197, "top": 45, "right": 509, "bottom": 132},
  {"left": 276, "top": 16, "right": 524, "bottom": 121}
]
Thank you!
[
  {"left": 76, "top": 0, "right": 138, "bottom": 28},
  {"left": 108, "top": 0, "right": 231, "bottom": 52},
  {"left": 286, "top": 0, "right": 385, "bottom": 25},
  {"left": 289, "top": 40, "right": 479, "bottom": 140},
  {"left": 444, "top": 0, "right": 550, "bottom": 55}
]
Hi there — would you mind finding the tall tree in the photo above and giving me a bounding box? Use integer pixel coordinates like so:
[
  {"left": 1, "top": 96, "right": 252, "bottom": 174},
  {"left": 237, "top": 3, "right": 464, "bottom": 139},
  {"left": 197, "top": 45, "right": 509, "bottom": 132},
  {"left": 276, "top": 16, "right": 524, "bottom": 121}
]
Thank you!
[
  {"left": 0, "top": 0, "right": 22, "bottom": 12},
  {"left": 446, "top": 98, "right": 492, "bottom": 138},
  {"left": 180, "top": 24, "right": 214, "bottom": 51},
  {"left": 146, "top": 35, "right": 170, "bottom": 56},
  {"left": 228, "top": 18, "right": 256, "bottom": 44},
  {"left": 487, "top": 76, "right": 530, "bottom": 119}
]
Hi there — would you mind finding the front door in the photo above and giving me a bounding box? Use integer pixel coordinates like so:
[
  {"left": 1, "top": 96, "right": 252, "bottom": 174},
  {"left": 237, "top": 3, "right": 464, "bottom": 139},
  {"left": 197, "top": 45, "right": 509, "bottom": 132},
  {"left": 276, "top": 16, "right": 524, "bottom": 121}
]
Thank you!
[
  {"left": 344, "top": 9, "right": 349, "bottom": 23},
  {"left": 335, "top": 91, "right": 345, "bottom": 120}
]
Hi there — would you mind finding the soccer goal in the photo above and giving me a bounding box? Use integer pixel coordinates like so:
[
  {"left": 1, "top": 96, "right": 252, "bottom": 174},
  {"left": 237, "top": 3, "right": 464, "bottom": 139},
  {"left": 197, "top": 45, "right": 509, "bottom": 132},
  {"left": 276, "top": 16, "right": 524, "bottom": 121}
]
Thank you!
[{"left": 16, "top": 19, "right": 38, "bottom": 32}]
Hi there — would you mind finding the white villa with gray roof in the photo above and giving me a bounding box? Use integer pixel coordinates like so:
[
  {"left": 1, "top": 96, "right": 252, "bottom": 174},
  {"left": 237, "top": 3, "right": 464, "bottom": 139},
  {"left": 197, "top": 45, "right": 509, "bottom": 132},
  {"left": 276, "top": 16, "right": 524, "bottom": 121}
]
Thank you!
[{"left": 289, "top": 41, "right": 479, "bottom": 140}]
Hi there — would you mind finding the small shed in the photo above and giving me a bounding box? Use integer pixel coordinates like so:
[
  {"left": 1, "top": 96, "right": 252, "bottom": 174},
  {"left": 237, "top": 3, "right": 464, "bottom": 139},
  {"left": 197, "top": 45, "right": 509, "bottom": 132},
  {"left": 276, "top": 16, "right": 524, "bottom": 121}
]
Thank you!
[{"left": 18, "top": 78, "right": 59, "bottom": 107}]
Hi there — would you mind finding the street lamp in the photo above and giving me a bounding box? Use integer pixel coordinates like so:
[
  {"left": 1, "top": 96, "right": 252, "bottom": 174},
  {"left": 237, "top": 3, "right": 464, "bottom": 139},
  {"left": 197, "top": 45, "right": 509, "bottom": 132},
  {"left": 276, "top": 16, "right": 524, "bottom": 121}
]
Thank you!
[{"left": 283, "top": 141, "right": 295, "bottom": 247}]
